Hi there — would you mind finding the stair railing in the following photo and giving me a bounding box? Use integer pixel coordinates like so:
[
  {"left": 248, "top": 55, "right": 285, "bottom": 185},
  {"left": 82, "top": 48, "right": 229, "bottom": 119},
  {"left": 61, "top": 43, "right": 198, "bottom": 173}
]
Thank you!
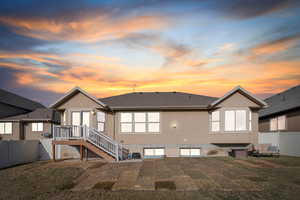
[{"left": 53, "top": 125, "right": 128, "bottom": 161}]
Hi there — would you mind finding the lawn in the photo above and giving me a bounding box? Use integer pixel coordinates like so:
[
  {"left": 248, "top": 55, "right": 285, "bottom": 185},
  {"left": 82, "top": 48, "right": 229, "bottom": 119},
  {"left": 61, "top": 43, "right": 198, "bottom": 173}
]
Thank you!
[{"left": 1, "top": 156, "right": 300, "bottom": 200}]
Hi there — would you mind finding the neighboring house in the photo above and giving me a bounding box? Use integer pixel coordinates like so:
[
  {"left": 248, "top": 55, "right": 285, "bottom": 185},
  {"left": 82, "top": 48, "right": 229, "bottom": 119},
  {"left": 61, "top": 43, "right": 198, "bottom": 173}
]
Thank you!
[
  {"left": 0, "top": 88, "right": 59, "bottom": 140},
  {"left": 0, "top": 88, "right": 44, "bottom": 118},
  {"left": 0, "top": 108, "right": 60, "bottom": 140},
  {"left": 259, "top": 85, "right": 300, "bottom": 132},
  {"left": 50, "top": 86, "right": 267, "bottom": 160}
]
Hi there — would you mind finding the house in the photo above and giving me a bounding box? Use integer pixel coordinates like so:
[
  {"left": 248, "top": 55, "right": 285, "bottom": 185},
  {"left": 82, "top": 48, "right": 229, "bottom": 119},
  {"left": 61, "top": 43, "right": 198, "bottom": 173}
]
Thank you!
[
  {"left": 50, "top": 86, "right": 267, "bottom": 160},
  {"left": 259, "top": 85, "right": 300, "bottom": 132},
  {"left": 0, "top": 88, "right": 59, "bottom": 140}
]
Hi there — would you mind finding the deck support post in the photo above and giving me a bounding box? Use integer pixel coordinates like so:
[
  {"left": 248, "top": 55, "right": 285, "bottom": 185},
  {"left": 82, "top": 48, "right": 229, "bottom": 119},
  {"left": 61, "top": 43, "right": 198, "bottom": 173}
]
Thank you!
[
  {"left": 80, "top": 145, "right": 83, "bottom": 161},
  {"left": 52, "top": 143, "right": 56, "bottom": 161}
]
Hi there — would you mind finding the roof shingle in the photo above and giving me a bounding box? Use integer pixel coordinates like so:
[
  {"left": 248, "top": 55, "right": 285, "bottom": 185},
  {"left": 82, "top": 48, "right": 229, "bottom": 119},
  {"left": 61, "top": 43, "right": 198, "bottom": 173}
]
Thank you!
[
  {"left": 0, "top": 88, "right": 45, "bottom": 111},
  {"left": 100, "top": 92, "right": 218, "bottom": 110},
  {"left": 259, "top": 85, "right": 300, "bottom": 118}
]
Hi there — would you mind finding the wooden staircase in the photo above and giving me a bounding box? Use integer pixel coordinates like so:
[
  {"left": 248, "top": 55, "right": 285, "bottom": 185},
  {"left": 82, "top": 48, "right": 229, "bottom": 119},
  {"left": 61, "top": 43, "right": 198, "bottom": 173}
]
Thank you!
[{"left": 52, "top": 125, "right": 128, "bottom": 161}]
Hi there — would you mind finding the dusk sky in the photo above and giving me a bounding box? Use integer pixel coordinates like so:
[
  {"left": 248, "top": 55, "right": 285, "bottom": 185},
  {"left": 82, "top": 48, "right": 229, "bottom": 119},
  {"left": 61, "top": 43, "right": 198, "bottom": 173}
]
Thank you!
[{"left": 0, "top": 0, "right": 300, "bottom": 106}]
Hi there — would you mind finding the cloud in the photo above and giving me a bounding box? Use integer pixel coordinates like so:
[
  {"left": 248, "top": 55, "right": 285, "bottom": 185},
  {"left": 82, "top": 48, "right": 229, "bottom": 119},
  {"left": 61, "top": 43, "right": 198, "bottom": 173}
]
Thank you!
[
  {"left": 251, "top": 33, "right": 300, "bottom": 56},
  {"left": 1, "top": 48, "right": 299, "bottom": 102},
  {"left": 212, "top": 0, "right": 300, "bottom": 19},
  {"left": 114, "top": 33, "right": 221, "bottom": 68},
  {"left": 0, "top": 14, "right": 168, "bottom": 42},
  {"left": 218, "top": 43, "right": 236, "bottom": 52}
]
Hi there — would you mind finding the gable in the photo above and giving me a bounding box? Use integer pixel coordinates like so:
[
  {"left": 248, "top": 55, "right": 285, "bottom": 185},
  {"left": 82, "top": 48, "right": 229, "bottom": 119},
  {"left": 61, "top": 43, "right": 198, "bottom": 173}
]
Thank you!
[
  {"left": 217, "top": 92, "right": 261, "bottom": 108},
  {"left": 56, "top": 92, "right": 102, "bottom": 109}
]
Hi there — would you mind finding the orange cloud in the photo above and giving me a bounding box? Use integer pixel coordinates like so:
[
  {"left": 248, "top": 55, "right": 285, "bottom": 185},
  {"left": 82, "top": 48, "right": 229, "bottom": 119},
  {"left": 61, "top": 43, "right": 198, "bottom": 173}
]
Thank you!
[
  {"left": 1, "top": 49, "right": 299, "bottom": 99},
  {"left": 251, "top": 34, "right": 300, "bottom": 56},
  {"left": 0, "top": 15, "right": 168, "bottom": 42}
]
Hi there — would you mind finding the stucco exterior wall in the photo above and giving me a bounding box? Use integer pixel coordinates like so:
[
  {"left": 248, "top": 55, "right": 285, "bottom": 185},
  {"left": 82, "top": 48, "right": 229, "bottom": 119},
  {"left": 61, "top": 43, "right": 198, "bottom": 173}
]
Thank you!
[
  {"left": 217, "top": 92, "right": 261, "bottom": 108},
  {"left": 23, "top": 122, "right": 52, "bottom": 140},
  {"left": 114, "top": 92, "right": 260, "bottom": 156},
  {"left": 56, "top": 92, "right": 111, "bottom": 136}
]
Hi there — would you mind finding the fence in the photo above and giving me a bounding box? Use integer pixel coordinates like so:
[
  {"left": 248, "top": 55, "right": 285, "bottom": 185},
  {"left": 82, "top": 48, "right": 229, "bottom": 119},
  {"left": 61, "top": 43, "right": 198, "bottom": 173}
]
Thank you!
[
  {"left": 0, "top": 140, "right": 40, "bottom": 169},
  {"left": 259, "top": 132, "right": 300, "bottom": 157}
]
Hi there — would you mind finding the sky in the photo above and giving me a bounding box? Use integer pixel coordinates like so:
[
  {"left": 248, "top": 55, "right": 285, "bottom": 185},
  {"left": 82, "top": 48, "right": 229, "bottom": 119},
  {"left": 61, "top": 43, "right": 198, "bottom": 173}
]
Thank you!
[{"left": 0, "top": 0, "right": 300, "bottom": 106}]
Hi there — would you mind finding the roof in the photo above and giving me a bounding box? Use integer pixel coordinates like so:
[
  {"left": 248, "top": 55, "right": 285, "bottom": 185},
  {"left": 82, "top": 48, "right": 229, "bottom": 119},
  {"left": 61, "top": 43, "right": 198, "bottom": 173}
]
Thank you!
[
  {"left": 100, "top": 92, "right": 218, "bottom": 110},
  {"left": 50, "top": 87, "right": 107, "bottom": 109},
  {"left": 0, "top": 88, "right": 45, "bottom": 111},
  {"left": 0, "top": 108, "right": 60, "bottom": 123},
  {"left": 210, "top": 86, "right": 267, "bottom": 108},
  {"left": 259, "top": 85, "right": 300, "bottom": 118}
]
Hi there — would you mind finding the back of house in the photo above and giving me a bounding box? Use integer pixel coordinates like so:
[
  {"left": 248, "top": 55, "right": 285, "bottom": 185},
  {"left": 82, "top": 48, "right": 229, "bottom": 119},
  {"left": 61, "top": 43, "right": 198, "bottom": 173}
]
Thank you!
[{"left": 50, "top": 86, "right": 267, "bottom": 159}]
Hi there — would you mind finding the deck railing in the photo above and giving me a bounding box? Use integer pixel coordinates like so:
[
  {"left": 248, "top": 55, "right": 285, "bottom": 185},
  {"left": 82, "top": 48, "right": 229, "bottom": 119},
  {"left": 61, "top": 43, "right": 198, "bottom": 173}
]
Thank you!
[{"left": 53, "top": 125, "right": 128, "bottom": 161}]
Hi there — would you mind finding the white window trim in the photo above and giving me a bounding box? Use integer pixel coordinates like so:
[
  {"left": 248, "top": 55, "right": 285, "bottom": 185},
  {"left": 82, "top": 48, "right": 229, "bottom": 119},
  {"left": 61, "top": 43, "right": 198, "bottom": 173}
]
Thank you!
[
  {"left": 120, "top": 112, "right": 160, "bottom": 134},
  {"left": 97, "top": 111, "right": 106, "bottom": 132},
  {"left": 144, "top": 148, "right": 165, "bottom": 157},
  {"left": 224, "top": 110, "right": 248, "bottom": 132},
  {"left": 270, "top": 115, "right": 286, "bottom": 131},
  {"left": 180, "top": 148, "right": 201, "bottom": 157},
  {"left": 210, "top": 111, "right": 220, "bottom": 132},
  {"left": 0, "top": 122, "right": 12, "bottom": 134},
  {"left": 32, "top": 122, "right": 43, "bottom": 132}
]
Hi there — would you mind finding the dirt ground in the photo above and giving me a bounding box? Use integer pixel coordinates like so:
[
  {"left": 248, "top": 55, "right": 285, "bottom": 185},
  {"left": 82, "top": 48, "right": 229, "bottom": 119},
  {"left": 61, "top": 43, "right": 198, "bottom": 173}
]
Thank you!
[{"left": 1, "top": 156, "right": 300, "bottom": 200}]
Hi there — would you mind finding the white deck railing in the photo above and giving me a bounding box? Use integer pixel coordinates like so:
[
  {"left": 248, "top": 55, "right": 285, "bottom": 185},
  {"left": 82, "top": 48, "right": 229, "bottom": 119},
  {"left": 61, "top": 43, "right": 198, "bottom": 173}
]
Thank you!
[{"left": 53, "top": 125, "right": 128, "bottom": 161}]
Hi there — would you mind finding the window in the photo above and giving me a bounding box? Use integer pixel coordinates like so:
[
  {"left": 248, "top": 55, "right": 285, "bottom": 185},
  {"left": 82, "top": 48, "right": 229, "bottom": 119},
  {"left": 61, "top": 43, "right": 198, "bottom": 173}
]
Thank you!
[
  {"left": 148, "top": 112, "right": 160, "bottom": 132},
  {"left": 180, "top": 148, "right": 201, "bottom": 157},
  {"left": 211, "top": 111, "right": 220, "bottom": 132},
  {"left": 225, "top": 110, "right": 247, "bottom": 132},
  {"left": 236, "top": 110, "right": 246, "bottom": 131},
  {"left": 32, "top": 122, "right": 43, "bottom": 132},
  {"left": 121, "top": 113, "right": 133, "bottom": 133},
  {"left": 134, "top": 113, "right": 146, "bottom": 132},
  {"left": 270, "top": 115, "right": 286, "bottom": 131},
  {"left": 270, "top": 117, "right": 278, "bottom": 131},
  {"left": 120, "top": 112, "right": 160, "bottom": 133},
  {"left": 72, "top": 112, "right": 81, "bottom": 126},
  {"left": 0, "top": 122, "right": 12, "bottom": 134},
  {"left": 97, "top": 111, "right": 106, "bottom": 132},
  {"left": 278, "top": 115, "right": 286, "bottom": 130},
  {"left": 144, "top": 148, "right": 165, "bottom": 157}
]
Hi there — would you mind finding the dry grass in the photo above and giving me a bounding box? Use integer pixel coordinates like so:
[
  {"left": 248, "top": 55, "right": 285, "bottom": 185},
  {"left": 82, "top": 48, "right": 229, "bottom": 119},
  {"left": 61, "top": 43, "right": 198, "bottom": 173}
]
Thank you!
[
  {"left": 155, "top": 181, "right": 176, "bottom": 190},
  {"left": 93, "top": 181, "right": 115, "bottom": 190},
  {"left": 1, "top": 156, "right": 300, "bottom": 200}
]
